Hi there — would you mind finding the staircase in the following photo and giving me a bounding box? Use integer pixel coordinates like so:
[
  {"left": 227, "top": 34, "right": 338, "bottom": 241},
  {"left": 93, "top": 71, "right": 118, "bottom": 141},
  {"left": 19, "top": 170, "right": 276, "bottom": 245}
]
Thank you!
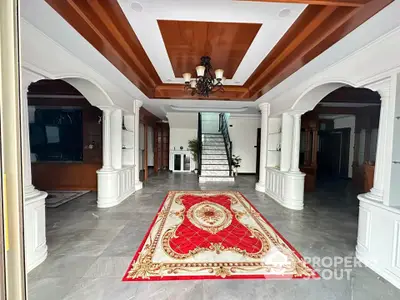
[{"left": 198, "top": 114, "right": 234, "bottom": 183}]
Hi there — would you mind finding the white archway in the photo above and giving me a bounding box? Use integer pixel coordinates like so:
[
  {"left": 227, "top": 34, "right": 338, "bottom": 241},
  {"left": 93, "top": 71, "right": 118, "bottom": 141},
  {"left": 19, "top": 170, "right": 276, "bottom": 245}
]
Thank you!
[
  {"left": 291, "top": 81, "right": 355, "bottom": 112},
  {"left": 22, "top": 70, "right": 128, "bottom": 272}
]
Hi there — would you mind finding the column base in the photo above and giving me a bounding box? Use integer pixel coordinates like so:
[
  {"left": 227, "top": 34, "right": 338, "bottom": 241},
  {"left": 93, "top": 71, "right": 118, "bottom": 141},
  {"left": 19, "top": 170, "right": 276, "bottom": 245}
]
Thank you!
[
  {"left": 135, "top": 181, "right": 143, "bottom": 191},
  {"left": 24, "top": 187, "right": 48, "bottom": 272},
  {"left": 97, "top": 167, "right": 136, "bottom": 208},
  {"left": 263, "top": 168, "right": 305, "bottom": 210},
  {"left": 255, "top": 181, "right": 265, "bottom": 193},
  {"left": 355, "top": 198, "right": 400, "bottom": 290},
  {"left": 358, "top": 189, "right": 383, "bottom": 203},
  {"left": 97, "top": 168, "right": 120, "bottom": 208}
]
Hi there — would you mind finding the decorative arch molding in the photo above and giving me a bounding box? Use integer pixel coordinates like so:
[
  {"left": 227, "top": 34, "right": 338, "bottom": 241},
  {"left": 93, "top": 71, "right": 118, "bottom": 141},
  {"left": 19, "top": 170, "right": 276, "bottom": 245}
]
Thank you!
[
  {"left": 22, "top": 66, "right": 115, "bottom": 109},
  {"left": 290, "top": 80, "right": 356, "bottom": 112}
]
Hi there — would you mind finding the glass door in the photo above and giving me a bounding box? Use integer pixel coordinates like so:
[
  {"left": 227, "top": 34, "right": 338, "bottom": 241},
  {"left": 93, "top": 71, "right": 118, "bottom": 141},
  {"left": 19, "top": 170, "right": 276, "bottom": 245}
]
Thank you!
[
  {"left": 174, "top": 154, "right": 182, "bottom": 171},
  {"left": 1, "top": 0, "right": 28, "bottom": 298},
  {"left": 183, "top": 154, "right": 190, "bottom": 171}
]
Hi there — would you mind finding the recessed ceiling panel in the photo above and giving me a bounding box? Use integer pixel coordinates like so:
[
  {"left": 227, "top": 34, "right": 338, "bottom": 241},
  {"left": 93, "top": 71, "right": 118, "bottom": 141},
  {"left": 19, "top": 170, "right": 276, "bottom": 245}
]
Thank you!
[{"left": 157, "top": 20, "right": 261, "bottom": 79}]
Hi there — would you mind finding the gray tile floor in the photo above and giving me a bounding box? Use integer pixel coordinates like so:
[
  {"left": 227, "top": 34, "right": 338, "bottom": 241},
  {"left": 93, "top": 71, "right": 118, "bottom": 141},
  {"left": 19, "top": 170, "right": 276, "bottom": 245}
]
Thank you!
[{"left": 28, "top": 172, "right": 400, "bottom": 299}]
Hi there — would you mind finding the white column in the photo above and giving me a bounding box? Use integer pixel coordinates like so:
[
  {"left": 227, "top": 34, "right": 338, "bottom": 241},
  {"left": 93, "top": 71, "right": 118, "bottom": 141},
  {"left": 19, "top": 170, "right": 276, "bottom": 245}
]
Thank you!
[
  {"left": 280, "top": 113, "right": 293, "bottom": 172},
  {"left": 100, "top": 108, "right": 114, "bottom": 171},
  {"left": 111, "top": 109, "right": 122, "bottom": 169},
  {"left": 289, "top": 113, "right": 302, "bottom": 173},
  {"left": 255, "top": 103, "right": 270, "bottom": 193},
  {"left": 135, "top": 100, "right": 143, "bottom": 190},
  {"left": 21, "top": 71, "right": 48, "bottom": 272},
  {"left": 360, "top": 79, "right": 394, "bottom": 203},
  {"left": 97, "top": 107, "right": 120, "bottom": 208}
]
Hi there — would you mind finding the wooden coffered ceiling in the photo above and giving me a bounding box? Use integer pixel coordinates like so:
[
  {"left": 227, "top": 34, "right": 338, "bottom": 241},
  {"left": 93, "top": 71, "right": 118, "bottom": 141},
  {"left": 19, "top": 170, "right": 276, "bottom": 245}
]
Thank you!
[
  {"left": 157, "top": 20, "right": 262, "bottom": 79},
  {"left": 45, "top": 0, "right": 392, "bottom": 101}
]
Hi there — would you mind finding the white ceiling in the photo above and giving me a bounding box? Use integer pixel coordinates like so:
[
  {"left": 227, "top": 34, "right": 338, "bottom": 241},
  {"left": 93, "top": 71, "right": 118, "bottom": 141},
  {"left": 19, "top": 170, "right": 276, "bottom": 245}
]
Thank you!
[
  {"left": 118, "top": 0, "right": 306, "bottom": 85},
  {"left": 144, "top": 98, "right": 259, "bottom": 119}
]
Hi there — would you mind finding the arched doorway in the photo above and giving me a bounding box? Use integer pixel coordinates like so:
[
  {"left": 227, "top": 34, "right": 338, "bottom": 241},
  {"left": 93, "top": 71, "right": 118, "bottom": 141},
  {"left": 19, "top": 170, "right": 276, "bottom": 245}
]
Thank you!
[
  {"left": 299, "top": 86, "right": 381, "bottom": 203},
  {"left": 21, "top": 70, "right": 131, "bottom": 273},
  {"left": 28, "top": 79, "right": 103, "bottom": 202}
]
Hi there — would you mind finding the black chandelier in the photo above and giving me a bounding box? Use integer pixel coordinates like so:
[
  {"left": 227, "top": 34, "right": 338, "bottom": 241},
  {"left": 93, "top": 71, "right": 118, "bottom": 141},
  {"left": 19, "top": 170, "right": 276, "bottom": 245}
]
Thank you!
[{"left": 183, "top": 56, "right": 225, "bottom": 97}]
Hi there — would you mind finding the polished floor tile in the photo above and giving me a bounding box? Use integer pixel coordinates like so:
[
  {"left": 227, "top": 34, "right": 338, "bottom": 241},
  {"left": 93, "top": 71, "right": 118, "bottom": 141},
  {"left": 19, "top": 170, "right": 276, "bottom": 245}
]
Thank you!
[{"left": 27, "top": 172, "right": 400, "bottom": 300}]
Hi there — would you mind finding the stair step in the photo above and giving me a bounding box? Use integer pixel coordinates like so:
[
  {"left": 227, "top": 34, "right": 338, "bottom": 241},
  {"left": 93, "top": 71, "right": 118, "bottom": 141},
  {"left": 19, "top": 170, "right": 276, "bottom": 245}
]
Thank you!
[
  {"left": 202, "top": 165, "right": 230, "bottom": 170},
  {"left": 203, "top": 149, "right": 227, "bottom": 155},
  {"left": 203, "top": 136, "right": 224, "bottom": 139},
  {"left": 202, "top": 154, "right": 227, "bottom": 160},
  {"left": 203, "top": 142, "right": 225, "bottom": 147},
  {"left": 202, "top": 159, "right": 229, "bottom": 165},
  {"left": 202, "top": 146, "right": 226, "bottom": 149},
  {"left": 199, "top": 176, "right": 235, "bottom": 183},
  {"left": 201, "top": 170, "right": 230, "bottom": 176}
]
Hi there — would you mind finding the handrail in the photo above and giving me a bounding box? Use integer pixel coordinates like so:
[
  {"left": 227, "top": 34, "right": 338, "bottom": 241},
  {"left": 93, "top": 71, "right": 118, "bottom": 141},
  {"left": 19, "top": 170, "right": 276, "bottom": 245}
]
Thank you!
[
  {"left": 197, "top": 113, "right": 202, "bottom": 176},
  {"left": 219, "top": 113, "right": 233, "bottom": 176}
]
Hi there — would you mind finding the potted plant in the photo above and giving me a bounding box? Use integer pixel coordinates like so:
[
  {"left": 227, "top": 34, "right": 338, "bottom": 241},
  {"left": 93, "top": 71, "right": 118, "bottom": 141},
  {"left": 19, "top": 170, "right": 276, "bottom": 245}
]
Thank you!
[
  {"left": 188, "top": 139, "right": 199, "bottom": 172},
  {"left": 231, "top": 155, "right": 242, "bottom": 176}
]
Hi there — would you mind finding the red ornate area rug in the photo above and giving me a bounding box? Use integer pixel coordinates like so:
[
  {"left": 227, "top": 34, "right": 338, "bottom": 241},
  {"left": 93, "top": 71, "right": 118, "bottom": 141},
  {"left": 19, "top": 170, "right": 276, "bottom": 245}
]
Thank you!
[{"left": 123, "top": 191, "right": 319, "bottom": 281}]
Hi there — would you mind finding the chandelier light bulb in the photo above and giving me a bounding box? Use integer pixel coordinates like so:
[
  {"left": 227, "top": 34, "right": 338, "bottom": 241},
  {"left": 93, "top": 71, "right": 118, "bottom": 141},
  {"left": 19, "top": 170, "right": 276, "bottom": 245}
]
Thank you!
[
  {"left": 221, "top": 77, "right": 226, "bottom": 84},
  {"left": 196, "top": 65, "right": 205, "bottom": 77},
  {"left": 183, "top": 56, "right": 224, "bottom": 97},
  {"left": 183, "top": 73, "right": 191, "bottom": 83},
  {"left": 215, "top": 69, "right": 224, "bottom": 80}
]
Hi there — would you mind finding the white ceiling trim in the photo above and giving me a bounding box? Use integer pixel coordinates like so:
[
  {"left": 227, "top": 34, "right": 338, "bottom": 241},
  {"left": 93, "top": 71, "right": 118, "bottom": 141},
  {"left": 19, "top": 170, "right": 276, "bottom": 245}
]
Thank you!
[
  {"left": 170, "top": 105, "right": 249, "bottom": 113},
  {"left": 118, "top": 0, "right": 306, "bottom": 85}
]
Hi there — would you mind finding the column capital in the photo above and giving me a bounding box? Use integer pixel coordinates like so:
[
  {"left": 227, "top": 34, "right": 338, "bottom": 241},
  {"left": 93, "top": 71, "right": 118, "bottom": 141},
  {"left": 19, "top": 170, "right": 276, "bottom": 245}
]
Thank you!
[
  {"left": 288, "top": 111, "right": 305, "bottom": 118},
  {"left": 21, "top": 68, "right": 45, "bottom": 94},
  {"left": 363, "top": 77, "right": 391, "bottom": 103},
  {"left": 258, "top": 102, "right": 270, "bottom": 114},
  {"left": 135, "top": 100, "right": 143, "bottom": 109},
  {"left": 98, "top": 106, "right": 115, "bottom": 114}
]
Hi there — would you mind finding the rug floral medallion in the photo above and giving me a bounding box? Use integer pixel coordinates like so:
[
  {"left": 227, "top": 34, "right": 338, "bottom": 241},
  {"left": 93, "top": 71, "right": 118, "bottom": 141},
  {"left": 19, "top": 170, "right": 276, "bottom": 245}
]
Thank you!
[{"left": 123, "top": 191, "right": 319, "bottom": 281}]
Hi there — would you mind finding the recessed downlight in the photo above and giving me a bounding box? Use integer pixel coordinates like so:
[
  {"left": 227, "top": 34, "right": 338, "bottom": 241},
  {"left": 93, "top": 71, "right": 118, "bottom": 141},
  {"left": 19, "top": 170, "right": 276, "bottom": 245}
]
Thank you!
[
  {"left": 278, "top": 8, "right": 291, "bottom": 18},
  {"left": 130, "top": 2, "right": 143, "bottom": 12}
]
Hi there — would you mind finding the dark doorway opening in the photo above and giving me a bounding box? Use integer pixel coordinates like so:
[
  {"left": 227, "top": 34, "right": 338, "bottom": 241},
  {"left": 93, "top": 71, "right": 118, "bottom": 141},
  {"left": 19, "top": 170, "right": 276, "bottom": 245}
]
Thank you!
[
  {"left": 255, "top": 128, "right": 261, "bottom": 181},
  {"left": 317, "top": 128, "right": 350, "bottom": 180}
]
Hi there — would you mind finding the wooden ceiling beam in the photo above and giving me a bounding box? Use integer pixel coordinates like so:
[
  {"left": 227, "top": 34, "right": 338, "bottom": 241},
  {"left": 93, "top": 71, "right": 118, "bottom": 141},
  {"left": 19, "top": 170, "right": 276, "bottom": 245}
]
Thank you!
[
  {"left": 236, "top": 0, "right": 368, "bottom": 7},
  {"left": 86, "top": 0, "right": 160, "bottom": 88},
  {"left": 46, "top": 0, "right": 161, "bottom": 98},
  {"left": 246, "top": 5, "right": 338, "bottom": 94},
  {"left": 154, "top": 84, "right": 252, "bottom": 101},
  {"left": 245, "top": 0, "right": 392, "bottom": 97}
]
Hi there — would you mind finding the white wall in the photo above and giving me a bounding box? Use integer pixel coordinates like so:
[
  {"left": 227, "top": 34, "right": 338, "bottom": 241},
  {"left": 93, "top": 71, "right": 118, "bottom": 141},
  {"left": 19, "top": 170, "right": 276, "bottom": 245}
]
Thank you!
[
  {"left": 170, "top": 128, "right": 197, "bottom": 152},
  {"left": 201, "top": 112, "right": 220, "bottom": 133},
  {"left": 228, "top": 114, "right": 260, "bottom": 173},
  {"left": 148, "top": 126, "right": 154, "bottom": 167},
  {"left": 167, "top": 111, "right": 198, "bottom": 152},
  {"left": 167, "top": 112, "right": 197, "bottom": 129},
  {"left": 334, "top": 116, "right": 356, "bottom": 178}
]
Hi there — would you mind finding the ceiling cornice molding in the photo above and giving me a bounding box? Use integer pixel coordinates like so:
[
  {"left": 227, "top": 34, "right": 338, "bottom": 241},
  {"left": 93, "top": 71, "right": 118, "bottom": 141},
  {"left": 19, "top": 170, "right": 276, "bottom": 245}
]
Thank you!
[
  {"left": 169, "top": 105, "right": 250, "bottom": 113},
  {"left": 236, "top": 0, "right": 368, "bottom": 7},
  {"left": 229, "top": 113, "right": 261, "bottom": 120}
]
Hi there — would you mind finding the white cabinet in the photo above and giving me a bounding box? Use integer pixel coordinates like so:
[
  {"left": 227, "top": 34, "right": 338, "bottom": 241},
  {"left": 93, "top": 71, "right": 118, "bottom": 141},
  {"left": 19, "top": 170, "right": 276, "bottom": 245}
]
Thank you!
[{"left": 170, "top": 150, "right": 193, "bottom": 172}]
